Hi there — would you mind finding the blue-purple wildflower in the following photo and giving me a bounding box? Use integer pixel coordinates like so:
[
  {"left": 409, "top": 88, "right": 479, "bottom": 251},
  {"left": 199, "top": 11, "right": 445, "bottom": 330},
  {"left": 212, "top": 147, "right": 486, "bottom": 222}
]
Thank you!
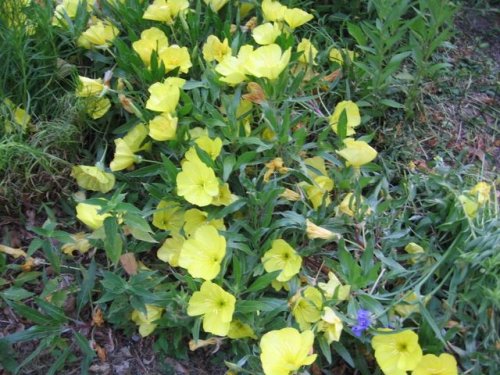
[{"left": 352, "top": 309, "right": 371, "bottom": 337}]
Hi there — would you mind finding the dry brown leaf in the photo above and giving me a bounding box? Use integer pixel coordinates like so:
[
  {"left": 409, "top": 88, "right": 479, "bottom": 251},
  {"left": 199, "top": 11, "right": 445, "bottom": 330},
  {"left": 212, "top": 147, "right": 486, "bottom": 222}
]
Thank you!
[
  {"left": 188, "top": 337, "right": 224, "bottom": 352},
  {"left": 92, "top": 307, "right": 105, "bottom": 327},
  {"left": 120, "top": 253, "right": 138, "bottom": 275},
  {"left": 95, "top": 343, "right": 107, "bottom": 362},
  {"left": 243, "top": 82, "right": 266, "bottom": 104}
]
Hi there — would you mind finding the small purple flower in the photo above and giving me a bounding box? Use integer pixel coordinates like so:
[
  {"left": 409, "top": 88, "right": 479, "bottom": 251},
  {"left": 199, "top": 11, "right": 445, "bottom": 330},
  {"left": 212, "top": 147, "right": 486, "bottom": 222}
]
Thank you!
[{"left": 352, "top": 309, "right": 371, "bottom": 337}]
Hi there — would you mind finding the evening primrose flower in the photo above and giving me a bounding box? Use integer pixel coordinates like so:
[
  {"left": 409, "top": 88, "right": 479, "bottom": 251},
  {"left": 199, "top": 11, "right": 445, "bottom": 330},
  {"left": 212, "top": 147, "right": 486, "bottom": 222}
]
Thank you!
[
  {"left": 252, "top": 23, "right": 281, "bottom": 45},
  {"left": 143, "top": 0, "right": 189, "bottom": 24},
  {"left": 318, "top": 307, "right": 343, "bottom": 344},
  {"left": 318, "top": 272, "right": 350, "bottom": 300},
  {"left": 306, "top": 220, "right": 339, "bottom": 241},
  {"left": 77, "top": 19, "right": 119, "bottom": 49},
  {"left": 123, "top": 123, "right": 150, "bottom": 153},
  {"left": 176, "top": 159, "right": 220, "bottom": 206},
  {"left": 157, "top": 234, "right": 184, "bottom": 267},
  {"left": 187, "top": 281, "right": 235, "bottom": 336},
  {"left": 203, "top": 35, "right": 232, "bottom": 63},
  {"left": 216, "top": 45, "right": 254, "bottom": 85},
  {"left": 76, "top": 76, "right": 106, "bottom": 97},
  {"left": 146, "top": 77, "right": 185, "bottom": 113},
  {"left": 131, "top": 305, "right": 163, "bottom": 337},
  {"left": 53, "top": 0, "right": 93, "bottom": 26},
  {"left": 283, "top": 8, "right": 314, "bottom": 29},
  {"left": 297, "top": 38, "right": 318, "bottom": 64},
  {"left": 329, "top": 100, "right": 361, "bottom": 136},
  {"left": 204, "top": 0, "right": 229, "bottom": 12},
  {"left": 211, "top": 183, "right": 234, "bottom": 206},
  {"left": 110, "top": 139, "right": 140, "bottom": 171},
  {"left": 260, "top": 328, "right": 317, "bottom": 375},
  {"left": 71, "top": 165, "right": 115, "bottom": 193},
  {"left": 148, "top": 113, "right": 178, "bottom": 141},
  {"left": 195, "top": 136, "right": 223, "bottom": 159},
  {"left": 152, "top": 201, "right": 184, "bottom": 232},
  {"left": 291, "top": 286, "right": 323, "bottom": 330},
  {"left": 263, "top": 157, "right": 288, "bottom": 182},
  {"left": 179, "top": 225, "right": 226, "bottom": 280},
  {"left": 329, "top": 48, "right": 356, "bottom": 65},
  {"left": 228, "top": 320, "right": 257, "bottom": 339},
  {"left": 261, "top": 0, "right": 287, "bottom": 22},
  {"left": 371, "top": 329, "right": 423, "bottom": 374},
  {"left": 158, "top": 45, "right": 192, "bottom": 73},
  {"left": 458, "top": 194, "right": 479, "bottom": 218},
  {"left": 336, "top": 138, "right": 378, "bottom": 168},
  {"left": 132, "top": 27, "right": 169, "bottom": 66},
  {"left": 3, "top": 99, "right": 31, "bottom": 132},
  {"left": 84, "top": 97, "right": 111, "bottom": 119},
  {"left": 338, "top": 192, "right": 371, "bottom": 217},
  {"left": 261, "top": 239, "right": 302, "bottom": 282},
  {"left": 305, "top": 176, "right": 334, "bottom": 209},
  {"left": 183, "top": 208, "right": 226, "bottom": 237},
  {"left": 61, "top": 232, "right": 92, "bottom": 255},
  {"left": 244, "top": 44, "right": 291, "bottom": 80},
  {"left": 470, "top": 181, "right": 492, "bottom": 204},
  {"left": 412, "top": 353, "right": 458, "bottom": 375},
  {"left": 76, "top": 202, "right": 111, "bottom": 230}
]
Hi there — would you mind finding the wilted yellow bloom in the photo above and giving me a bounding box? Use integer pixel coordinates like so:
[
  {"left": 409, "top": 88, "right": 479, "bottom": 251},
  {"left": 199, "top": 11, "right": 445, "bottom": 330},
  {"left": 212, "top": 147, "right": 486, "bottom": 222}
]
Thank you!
[
  {"left": 329, "top": 101, "right": 361, "bottom": 136},
  {"left": 291, "top": 286, "right": 323, "bottom": 330},
  {"left": 263, "top": 157, "right": 288, "bottom": 182},
  {"left": 187, "top": 281, "right": 235, "bottom": 336},
  {"left": 188, "top": 337, "right": 224, "bottom": 351},
  {"left": 318, "top": 307, "right": 343, "bottom": 344},
  {"left": 283, "top": 8, "right": 313, "bottom": 29},
  {"left": 244, "top": 44, "right": 291, "bottom": 80},
  {"left": 371, "top": 329, "right": 423, "bottom": 375},
  {"left": 405, "top": 242, "right": 424, "bottom": 255},
  {"left": 252, "top": 23, "right": 281, "bottom": 45},
  {"left": 76, "top": 202, "right": 111, "bottom": 230},
  {"left": 146, "top": 77, "right": 185, "bottom": 113},
  {"left": 458, "top": 194, "right": 479, "bottom": 218},
  {"left": 260, "top": 328, "right": 317, "bottom": 375},
  {"left": 143, "top": 0, "right": 189, "bottom": 24},
  {"left": 329, "top": 48, "right": 356, "bottom": 65},
  {"left": 76, "top": 76, "right": 106, "bottom": 97},
  {"left": 470, "top": 182, "right": 492, "bottom": 204},
  {"left": 157, "top": 234, "right": 184, "bottom": 267},
  {"left": 123, "top": 123, "right": 150, "bottom": 153},
  {"left": 228, "top": 320, "right": 257, "bottom": 339},
  {"left": 84, "top": 97, "right": 111, "bottom": 119},
  {"left": 204, "top": 0, "right": 229, "bottom": 12},
  {"left": 176, "top": 159, "right": 220, "bottom": 206},
  {"left": 179, "top": 225, "right": 226, "bottom": 280},
  {"left": 158, "top": 45, "right": 192, "bottom": 73},
  {"left": 318, "top": 272, "right": 350, "bottom": 300},
  {"left": 183, "top": 208, "right": 226, "bottom": 237},
  {"left": 132, "top": 27, "right": 169, "bottom": 66},
  {"left": 71, "top": 165, "right": 115, "bottom": 193},
  {"left": 77, "top": 19, "right": 119, "bottom": 49},
  {"left": 305, "top": 220, "right": 339, "bottom": 240},
  {"left": 261, "top": 239, "right": 302, "bottom": 282},
  {"left": 203, "top": 35, "right": 232, "bottom": 63},
  {"left": 131, "top": 305, "right": 163, "bottom": 337},
  {"left": 261, "top": 0, "right": 287, "bottom": 22},
  {"left": 297, "top": 38, "right": 318, "bottom": 64},
  {"left": 110, "top": 139, "right": 140, "bottom": 171},
  {"left": 61, "top": 232, "right": 92, "bottom": 255},
  {"left": 216, "top": 45, "right": 254, "bottom": 85},
  {"left": 280, "top": 188, "right": 301, "bottom": 201},
  {"left": 337, "top": 138, "right": 378, "bottom": 168},
  {"left": 149, "top": 112, "right": 178, "bottom": 141},
  {"left": 195, "top": 136, "right": 223, "bottom": 159},
  {"left": 413, "top": 354, "right": 458, "bottom": 375},
  {"left": 152, "top": 201, "right": 184, "bottom": 232},
  {"left": 338, "top": 192, "right": 370, "bottom": 217},
  {"left": 212, "top": 183, "right": 234, "bottom": 206}
]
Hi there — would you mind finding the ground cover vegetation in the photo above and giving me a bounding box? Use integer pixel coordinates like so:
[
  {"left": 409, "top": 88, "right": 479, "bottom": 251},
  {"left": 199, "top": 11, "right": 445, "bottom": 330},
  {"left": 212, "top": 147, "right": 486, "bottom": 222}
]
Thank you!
[{"left": 0, "top": 0, "right": 498, "bottom": 374}]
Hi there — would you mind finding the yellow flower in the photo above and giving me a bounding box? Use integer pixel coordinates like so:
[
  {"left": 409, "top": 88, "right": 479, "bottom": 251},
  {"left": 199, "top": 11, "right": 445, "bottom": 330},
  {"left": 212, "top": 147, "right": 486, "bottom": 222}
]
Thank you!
[
  {"left": 122, "top": 123, "right": 150, "bottom": 153},
  {"left": 131, "top": 305, "right": 163, "bottom": 337},
  {"left": 263, "top": 157, "right": 288, "bottom": 182},
  {"left": 260, "top": 327, "right": 317, "bottom": 375},
  {"left": 149, "top": 112, "right": 178, "bottom": 141},
  {"left": 152, "top": 201, "right": 184, "bottom": 232},
  {"left": 405, "top": 242, "right": 424, "bottom": 255},
  {"left": 204, "top": 0, "right": 229, "bottom": 12},
  {"left": 252, "top": 23, "right": 281, "bottom": 45},
  {"left": 304, "top": 176, "right": 334, "bottom": 209},
  {"left": 338, "top": 192, "right": 370, "bottom": 217},
  {"left": 458, "top": 194, "right": 478, "bottom": 218},
  {"left": 71, "top": 165, "right": 115, "bottom": 193},
  {"left": 261, "top": 239, "right": 302, "bottom": 282},
  {"left": 244, "top": 44, "right": 291, "bottom": 81},
  {"left": 146, "top": 77, "right": 185, "bottom": 113},
  {"left": 228, "top": 320, "right": 257, "bottom": 339},
  {"left": 61, "top": 232, "right": 92, "bottom": 255},
  {"left": 132, "top": 27, "right": 169, "bottom": 66},
  {"left": 77, "top": 19, "right": 119, "bottom": 49},
  {"left": 84, "top": 97, "right": 111, "bottom": 119},
  {"left": 195, "top": 136, "right": 223, "bottom": 159},
  {"left": 329, "top": 48, "right": 356, "bottom": 65},
  {"left": 157, "top": 234, "right": 184, "bottom": 267},
  {"left": 291, "top": 286, "right": 323, "bottom": 330},
  {"left": 261, "top": 0, "right": 287, "bottom": 22},
  {"left": 297, "top": 38, "right": 318, "bottom": 64},
  {"left": 203, "top": 35, "right": 232, "bottom": 63},
  {"left": 3, "top": 99, "right": 31, "bottom": 132},
  {"left": 75, "top": 202, "right": 111, "bottom": 230},
  {"left": 412, "top": 353, "right": 458, "bottom": 375},
  {"left": 318, "top": 307, "right": 343, "bottom": 344},
  {"left": 306, "top": 220, "right": 339, "bottom": 241},
  {"left": 212, "top": 183, "right": 234, "bottom": 206},
  {"left": 470, "top": 182, "right": 491, "bottom": 205},
  {"left": 371, "top": 330, "right": 423, "bottom": 375},
  {"left": 53, "top": 0, "right": 93, "bottom": 26},
  {"left": 143, "top": 0, "right": 189, "bottom": 24},
  {"left": 280, "top": 188, "right": 301, "bottom": 201},
  {"left": 187, "top": 281, "right": 235, "bottom": 336},
  {"left": 76, "top": 76, "right": 106, "bottom": 97},
  {"left": 183, "top": 208, "right": 226, "bottom": 237},
  {"left": 179, "top": 225, "right": 226, "bottom": 280},
  {"left": 337, "top": 138, "right": 378, "bottom": 168},
  {"left": 216, "top": 45, "right": 254, "bottom": 85},
  {"left": 158, "top": 45, "right": 192, "bottom": 73},
  {"left": 240, "top": 3, "right": 255, "bottom": 18},
  {"left": 305, "top": 156, "right": 328, "bottom": 178},
  {"left": 318, "top": 272, "right": 350, "bottom": 300},
  {"left": 392, "top": 292, "right": 428, "bottom": 318},
  {"left": 329, "top": 101, "right": 361, "bottom": 136},
  {"left": 283, "top": 8, "right": 314, "bottom": 29},
  {"left": 176, "top": 158, "right": 220, "bottom": 206},
  {"left": 110, "top": 139, "right": 140, "bottom": 171}
]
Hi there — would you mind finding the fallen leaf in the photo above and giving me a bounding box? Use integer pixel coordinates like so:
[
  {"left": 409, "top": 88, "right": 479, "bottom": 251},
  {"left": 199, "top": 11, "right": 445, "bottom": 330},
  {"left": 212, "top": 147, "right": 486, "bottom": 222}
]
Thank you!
[
  {"left": 188, "top": 337, "right": 224, "bottom": 352},
  {"left": 95, "top": 343, "right": 107, "bottom": 362},
  {"left": 120, "top": 253, "right": 138, "bottom": 276},
  {"left": 0, "top": 244, "right": 27, "bottom": 258},
  {"left": 92, "top": 307, "right": 105, "bottom": 327}
]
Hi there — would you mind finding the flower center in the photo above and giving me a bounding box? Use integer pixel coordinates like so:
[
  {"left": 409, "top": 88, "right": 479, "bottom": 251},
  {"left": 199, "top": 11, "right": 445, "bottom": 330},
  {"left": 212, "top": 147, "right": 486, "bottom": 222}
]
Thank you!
[{"left": 396, "top": 342, "right": 408, "bottom": 352}]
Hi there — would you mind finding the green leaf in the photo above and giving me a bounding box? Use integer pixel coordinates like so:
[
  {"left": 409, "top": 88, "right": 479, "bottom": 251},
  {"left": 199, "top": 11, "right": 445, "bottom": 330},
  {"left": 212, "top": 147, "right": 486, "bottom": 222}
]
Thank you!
[
  {"left": 104, "top": 217, "right": 123, "bottom": 264},
  {"left": 2, "top": 325, "right": 62, "bottom": 344},
  {"left": 236, "top": 298, "right": 288, "bottom": 313},
  {"left": 318, "top": 336, "right": 332, "bottom": 364},
  {"left": 246, "top": 271, "right": 280, "bottom": 293},
  {"left": 0, "top": 287, "right": 34, "bottom": 301},
  {"left": 380, "top": 99, "right": 405, "bottom": 109},
  {"left": 9, "top": 302, "right": 54, "bottom": 325},
  {"left": 332, "top": 341, "right": 355, "bottom": 367},
  {"left": 77, "top": 260, "right": 96, "bottom": 314},
  {"left": 35, "top": 298, "right": 68, "bottom": 323}
]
